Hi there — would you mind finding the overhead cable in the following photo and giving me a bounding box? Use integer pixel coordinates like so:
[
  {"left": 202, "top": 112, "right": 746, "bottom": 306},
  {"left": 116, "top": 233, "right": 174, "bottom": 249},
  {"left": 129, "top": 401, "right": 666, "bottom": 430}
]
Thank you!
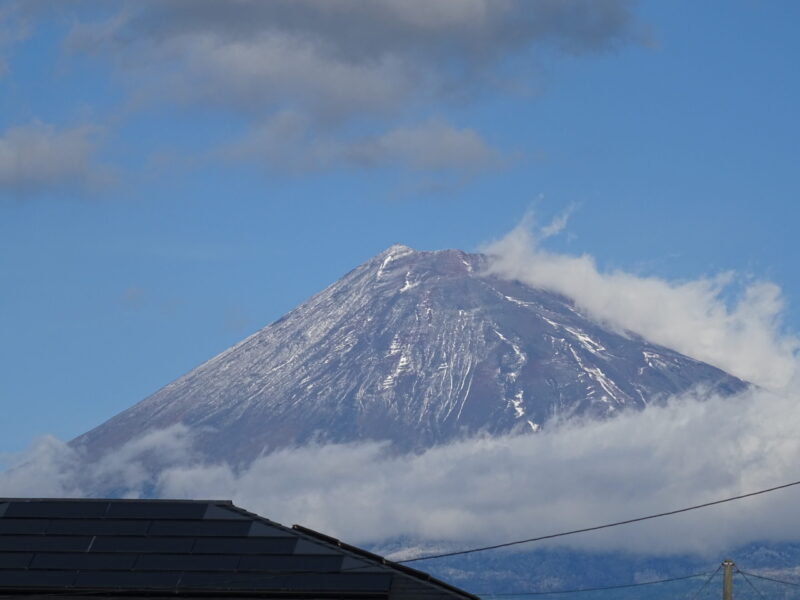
[
  {"left": 477, "top": 572, "right": 709, "bottom": 596},
  {"left": 736, "top": 568, "right": 767, "bottom": 600},
  {"left": 399, "top": 478, "right": 800, "bottom": 563},
  {"left": 686, "top": 564, "right": 723, "bottom": 600},
  {"left": 738, "top": 570, "right": 800, "bottom": 588}
]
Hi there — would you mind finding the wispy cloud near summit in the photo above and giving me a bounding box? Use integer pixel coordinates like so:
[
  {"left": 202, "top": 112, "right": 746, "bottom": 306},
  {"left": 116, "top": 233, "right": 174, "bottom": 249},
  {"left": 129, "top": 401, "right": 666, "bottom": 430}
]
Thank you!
[{"left": 483, "top": 214, "right": 799, "bottom": 390}]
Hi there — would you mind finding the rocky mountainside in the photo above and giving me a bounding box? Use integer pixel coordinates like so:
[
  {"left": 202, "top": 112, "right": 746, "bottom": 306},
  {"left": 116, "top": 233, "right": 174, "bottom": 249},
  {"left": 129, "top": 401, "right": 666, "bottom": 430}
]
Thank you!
[{"left": 74, "top": 245, "right": 747, "bottom": 461}]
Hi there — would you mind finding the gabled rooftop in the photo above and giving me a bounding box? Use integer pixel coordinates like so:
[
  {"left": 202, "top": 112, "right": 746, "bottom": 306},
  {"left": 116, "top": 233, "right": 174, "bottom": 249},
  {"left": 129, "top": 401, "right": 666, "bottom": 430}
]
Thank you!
[{"left": 0, "top": 498, "right": 478, "bottom": 600}]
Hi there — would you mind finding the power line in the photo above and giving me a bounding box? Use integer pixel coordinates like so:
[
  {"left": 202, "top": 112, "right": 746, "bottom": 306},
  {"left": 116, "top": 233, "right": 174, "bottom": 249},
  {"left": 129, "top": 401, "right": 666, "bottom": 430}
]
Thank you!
[
  {"left": 736, "top": 568, "right": 767, "bottom": 600},
  {"left": 738, "top": 570, "right": 800, "bottom": 589},
  {"left": 687, "top": 564, "right": 723, "bottom": 600},
  {"left": 477, "top": 572, "right": 709, "bottom": 596},
  {"left": 399, "top": 478, "right": 800, "bottom": 563}
]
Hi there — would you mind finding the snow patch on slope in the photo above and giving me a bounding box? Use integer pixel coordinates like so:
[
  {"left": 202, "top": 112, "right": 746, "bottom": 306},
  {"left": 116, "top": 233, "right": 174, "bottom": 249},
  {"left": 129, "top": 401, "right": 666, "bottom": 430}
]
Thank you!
[{"left": 376, "top": 245, "right": 415, "bottom": 279}]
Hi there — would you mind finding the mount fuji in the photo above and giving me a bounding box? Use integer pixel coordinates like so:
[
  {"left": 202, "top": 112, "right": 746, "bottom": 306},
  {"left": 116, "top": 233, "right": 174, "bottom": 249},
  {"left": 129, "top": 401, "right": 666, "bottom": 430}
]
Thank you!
[{"left": 74, "top": 245, "right": 746, "bottom": 462}]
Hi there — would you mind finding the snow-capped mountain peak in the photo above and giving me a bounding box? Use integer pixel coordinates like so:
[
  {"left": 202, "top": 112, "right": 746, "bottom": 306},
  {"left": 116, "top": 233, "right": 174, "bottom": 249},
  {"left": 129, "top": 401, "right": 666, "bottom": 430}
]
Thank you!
[{"left": 74, "top": 245, "right": 746, "bottom": 461}]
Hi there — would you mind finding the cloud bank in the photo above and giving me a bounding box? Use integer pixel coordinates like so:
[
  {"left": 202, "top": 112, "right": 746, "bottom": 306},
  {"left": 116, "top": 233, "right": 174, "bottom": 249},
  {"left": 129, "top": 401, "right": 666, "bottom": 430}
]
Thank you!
[
  {"left": 63, "top": 0, "right": 645, "bottom": 174},
  {"left": 69, "top": 0, "right": 643, "bottom": 117},
  {"left": 483, "top": 215, "right": 799, "bottom": 390},
  {"left": 4, "top": 384, "right": 800, "bottom": 559}
]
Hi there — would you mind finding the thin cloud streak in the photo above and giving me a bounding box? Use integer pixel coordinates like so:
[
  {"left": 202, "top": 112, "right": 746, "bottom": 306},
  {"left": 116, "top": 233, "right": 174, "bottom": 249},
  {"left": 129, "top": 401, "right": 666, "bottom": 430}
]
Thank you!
[
  {"left": 0, "top": 121, "right": 114, "bottom": 195},
  {"left": 0, "top": 3, "right": 32, "bottom": 77},
  {"left": 225, "top": 115, "right": 503, "bottom": 173}
]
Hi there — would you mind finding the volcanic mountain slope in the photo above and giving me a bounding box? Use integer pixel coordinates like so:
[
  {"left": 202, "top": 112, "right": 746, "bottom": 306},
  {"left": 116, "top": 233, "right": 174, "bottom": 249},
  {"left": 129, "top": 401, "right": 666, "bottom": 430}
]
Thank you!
[{"left": 75, "top": 245, "right": 747, "bottom": 461}]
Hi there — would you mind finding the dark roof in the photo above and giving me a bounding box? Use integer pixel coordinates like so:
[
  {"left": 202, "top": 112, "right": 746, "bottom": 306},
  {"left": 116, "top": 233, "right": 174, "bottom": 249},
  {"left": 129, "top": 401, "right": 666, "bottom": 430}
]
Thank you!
[{"left": 0, "top": 498, "right": 478, "bottom": 600}]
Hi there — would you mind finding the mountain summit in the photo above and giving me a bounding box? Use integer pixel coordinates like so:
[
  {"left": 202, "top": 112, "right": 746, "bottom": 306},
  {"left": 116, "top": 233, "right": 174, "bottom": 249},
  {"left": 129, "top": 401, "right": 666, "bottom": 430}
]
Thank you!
[{"left": 75, "top": 245, "right": 746, "bottom": 461}]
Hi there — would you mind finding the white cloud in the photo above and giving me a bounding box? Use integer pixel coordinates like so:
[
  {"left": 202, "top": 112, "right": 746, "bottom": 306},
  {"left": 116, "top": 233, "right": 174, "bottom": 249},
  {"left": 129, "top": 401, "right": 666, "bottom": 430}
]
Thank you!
[
  {"left": 0, "top": 122, "right": 113, "bottom": 195},
  {"left": 0, "top": 436, "right": 83, "bottom": 496},
  {"left": 539, "top": 203, "right": 578, "bottom": 239},
  {"left": 0, "top": 425, "right": 196, "bottom": 497},
  {"left": 482, "top": 215, "right": 799, "bottom": 390},
  {"left": 4, "top": 385, "right": 800, "bottom": 558},
  {"left": 153, "top": 386, "right": 800, "bottom": 557}
]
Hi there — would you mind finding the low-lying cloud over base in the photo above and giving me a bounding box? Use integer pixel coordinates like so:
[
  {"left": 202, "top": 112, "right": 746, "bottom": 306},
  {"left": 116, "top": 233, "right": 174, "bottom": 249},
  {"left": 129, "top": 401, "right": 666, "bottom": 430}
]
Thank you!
[{"left": 3, "top": 385, "right": 800, "bottom": 558}]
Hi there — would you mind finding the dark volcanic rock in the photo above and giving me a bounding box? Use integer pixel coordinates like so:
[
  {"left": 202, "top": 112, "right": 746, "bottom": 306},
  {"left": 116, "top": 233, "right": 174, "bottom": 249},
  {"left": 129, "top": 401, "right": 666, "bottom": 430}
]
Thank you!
[{"left": 74, "top": 245, "right": 747, "bottom": 461}]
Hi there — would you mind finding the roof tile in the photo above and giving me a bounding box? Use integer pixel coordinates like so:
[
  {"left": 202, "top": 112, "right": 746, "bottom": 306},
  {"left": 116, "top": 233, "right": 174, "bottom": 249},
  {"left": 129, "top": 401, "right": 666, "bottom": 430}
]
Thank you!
[{"left": 0, "top": 498, "right": 478, "bottom": 600}]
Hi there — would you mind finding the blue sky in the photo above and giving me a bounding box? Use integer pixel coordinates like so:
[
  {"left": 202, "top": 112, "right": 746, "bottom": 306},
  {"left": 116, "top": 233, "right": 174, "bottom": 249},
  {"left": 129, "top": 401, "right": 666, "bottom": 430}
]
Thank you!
[{"left": 1, "top": 0, "right": 799, "bottom": 459}]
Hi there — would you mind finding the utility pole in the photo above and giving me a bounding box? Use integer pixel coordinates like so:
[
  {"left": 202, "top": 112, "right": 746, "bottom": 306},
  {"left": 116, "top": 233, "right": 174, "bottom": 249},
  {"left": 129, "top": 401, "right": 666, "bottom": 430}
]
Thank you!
[{"left": 722, "top": 559, "right": 735, "bottom": 600}]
